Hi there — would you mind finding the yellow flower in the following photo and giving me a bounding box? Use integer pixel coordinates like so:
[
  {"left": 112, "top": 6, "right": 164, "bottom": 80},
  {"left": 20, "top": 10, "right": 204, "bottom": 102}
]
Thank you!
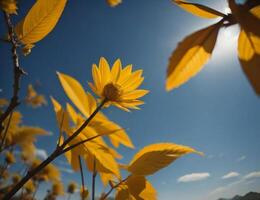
[
  {"left": 67, "top": 181, "right": 77, "bottom": 194},
  {"left": 0, "top": 0, "right": 17, "bottom": 14},
  {"left": 106, "top": 0, "right": 122, "bottom": 7},
  {"left": 52, "top": 181, "right": 65, "bottom": 196},
  {"left": 25, "top": 84, "right": 47, "bottom": 108},
  {"left": 5, "top": 151, "right": 16, "bottom": 164},
  {"left": 24, "top": 179, "right": 35, "bottom": 194},
  {"left": 30, "top": 160, "right": 60, "bottom": 183},
  {"left": 89, "top": 57, "right": 149, "bottom": 111},
  {"left": 80, "top": 187, "right": 89, "bottom": 200},
  {"left": 12, "top": 173, "right": 21, "bottom": 184}
]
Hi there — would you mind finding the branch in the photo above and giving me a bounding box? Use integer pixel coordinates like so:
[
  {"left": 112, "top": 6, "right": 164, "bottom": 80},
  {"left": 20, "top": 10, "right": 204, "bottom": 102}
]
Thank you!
[
  {"left": 100, "top": 177, "right": 129, "bottom": 200},
  {"left": 2, "top": 99, "right": 106, "bottom": 200},
  {"left": 92, "top": 158, "right": 97, "bottom": 200},
  {"left": 0, "top": 12, "right": 25, "bottom": 134}
]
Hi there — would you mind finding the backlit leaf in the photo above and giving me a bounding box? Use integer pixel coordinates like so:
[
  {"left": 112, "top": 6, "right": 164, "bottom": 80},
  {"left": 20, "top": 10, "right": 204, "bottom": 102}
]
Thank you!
[
  {"left": 128, "top": 143, "right": 201, "bottom": 176},
  {"left": 15, "top": 0, "right": 67, "bottom": 44},
  {"left": 174, "top": 0, "right": 225, "bottom": 19},
  {"left": 57, "top": 72, "right": 90, "bottom": 117},
  {"left": 127, "top": 175, "right": 157, "bottom": 200},
  {"left": 166, "top": 21, "right": 222, "bottom": 91},
  {"left": 238, "top": 6, "right": 260, "bottom": 94},
  {"left": 229, "top": 0, "right": 260, "bottom": 37}
]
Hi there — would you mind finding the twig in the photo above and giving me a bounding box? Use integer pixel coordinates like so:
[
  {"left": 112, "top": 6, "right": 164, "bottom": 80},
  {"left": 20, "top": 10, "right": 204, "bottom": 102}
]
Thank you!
[
  {"left": 0, "top": 12, "right": 25, "bottom": 135},
  {"left": 78, "top": 156, "right": 85, "bottom": 200},
  {"left": 0, "top": 111, "right": 13, "bottom": 151},
  {"left": 92, "top": 158, "right": 97, "bottom": 200},
  {"left": 3, "top": 99, "right": 107, "bottom": 200},
  {"left": 100, "top": 177, "right": 129, "bottom": 200},
  {"left": 57, "top": 110, "right": 65, "bottom": 148}
]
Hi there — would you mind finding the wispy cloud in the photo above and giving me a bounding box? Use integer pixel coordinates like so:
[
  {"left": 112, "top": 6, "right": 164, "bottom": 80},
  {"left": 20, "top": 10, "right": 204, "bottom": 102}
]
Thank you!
[
  {"left": 237, "top": 155, "right": 246, "bottom": 162},
  {"left": 243, "top": 171, "right": 260, "bottom": 180},
  {"left": 178, "top": 173, "right": 210, "bottom": 183},
  {"left": 222, "top": 172, "right": 240, "bottom": 179},
  {"left": 209, "top": 170, "right": 260, "bottom": 198},
  {"left": 59, "top": 167, "right": 74, "bottom": 174},
  {"left": 35, "top": 149, "right": 48, "bottom": 160}
]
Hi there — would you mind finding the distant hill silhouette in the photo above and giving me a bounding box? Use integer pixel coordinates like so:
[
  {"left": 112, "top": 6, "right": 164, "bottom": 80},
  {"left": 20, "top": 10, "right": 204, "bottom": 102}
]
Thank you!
[{"left": 218, "top": 192, "right": 260, "bottom": 200}]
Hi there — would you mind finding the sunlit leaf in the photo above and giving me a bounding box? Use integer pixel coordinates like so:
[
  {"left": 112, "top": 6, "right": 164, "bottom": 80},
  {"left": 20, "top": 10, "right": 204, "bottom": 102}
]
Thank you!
[
  {"left": 238, "top": 6, "right": 260, "bottom": 94},
  {"left": 15, "top": 0, "right": 67, "bottom": 44},
  {"left": 91, "top": 112, "right": 134, "bottom": 149},
  {"left": 174, "top": 0, "right": 225, "bottom": 19},
  {"left": 57, "top": 72, "right": 90, "bottom": 117},
  {"left": 166, "top": 21, "right": 222, "bottom": 91},
  {"left": 50, "top": 97, "right": 70, "bottom": 133},
  {"left": 229, "top": 0, "right": 260, "bottom": 37},
  {"left": 115, "top": 176, "right": 157, "bottom": 200},
  {"left": 127, "top": 175, "right": 157, "bottom": 200},
  {"left": 85, "top": 142, "right": 121, "bottom": 178},
  {"left": 128, "top": 143, "right": 201, "bottom": 176}
]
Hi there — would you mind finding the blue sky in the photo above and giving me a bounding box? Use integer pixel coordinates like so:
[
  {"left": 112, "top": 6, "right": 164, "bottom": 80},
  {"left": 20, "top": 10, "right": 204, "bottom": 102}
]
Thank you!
[{"left": 1, "top": 0, "right": 260, "bottom": 199}]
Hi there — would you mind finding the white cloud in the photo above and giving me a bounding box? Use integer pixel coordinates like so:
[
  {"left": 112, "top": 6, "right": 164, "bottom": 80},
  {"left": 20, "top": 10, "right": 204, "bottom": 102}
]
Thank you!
[
  {"left": 178, "top": 173, "right": 210, "bottom": 183},
  {"left": 237, "top": 155, "right": 246, "bottom": 162},
  {"left": 222, "top": 172, "right": 240, "bottom": 179},
  {"left": 35, "top": 149, "right": 48, "bottom": 160},
  {"left": 59, "top": 167, "right": 74, "bottom": 174},
  {"left": 243, "top": 171, "right": 260, "bottom": 180}
]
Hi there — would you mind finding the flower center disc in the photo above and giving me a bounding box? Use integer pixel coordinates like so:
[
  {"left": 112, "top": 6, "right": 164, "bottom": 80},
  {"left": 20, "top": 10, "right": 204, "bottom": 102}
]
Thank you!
[{"left": 103, "top": 83, "right": 121, "bottom": 101}]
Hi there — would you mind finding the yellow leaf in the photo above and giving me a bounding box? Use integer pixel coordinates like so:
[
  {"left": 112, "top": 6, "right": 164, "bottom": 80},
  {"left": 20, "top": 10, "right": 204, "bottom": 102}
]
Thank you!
[
  {"left": 128, "top": 143, "right": 201, "bottom": 176},
  {"left": 50, "top": 97, "right": 70, "bottom": 133},
  {"left": 166, "top": 22, "right": 222, "bottom": 91},
  {"left": 127, "top": 175, "right": 157, "bottom": 200},
  {"left": 116, "top": 184, "right": 134, "bottom": 200},
  {"left": 238, "top": 6, "right": 260, "bottom": 94},
  {"left": 85, "top": 142, "right": 120, "bottom": 178},
  {"left": 99, "top": 172, "right": 115, "bottom": 187},
  {"left": 57, "top": 72, "right": 91, "bottom": 117},
  {"left": 91, "top": 113, "right": 134, "bottom": 148},
  {"left": 228, "top": 0, "right": 260, "bottom": 37},
  {"left": 174, "top": 0, "right": 225, "bottom": 19},
  {"left": 15, "top": 0, "right": 67, "bottom": 44},
  {"left": 115, "top": 176, "right": 157, "bottom": 200}
]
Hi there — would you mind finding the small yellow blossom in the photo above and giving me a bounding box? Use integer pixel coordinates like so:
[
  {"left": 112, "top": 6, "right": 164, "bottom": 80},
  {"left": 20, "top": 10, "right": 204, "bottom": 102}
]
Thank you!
[
  {"left": 89, "top": 57, "right": 149, "bottom": 111},
  {"left": 5, "top": 151, "right": 16, "bottom": 164},
  {"left": 24, "top": 179, "right": 35, "bottom": 194},
  {"left": 80, "top": 187, "right": 89, "bottom": 200},
  {"left": 12, "top": 173, "right": 21, "bottom": 184},
  {"left": 52, "top": 181, "right": 64, "bottom": 196},
  {"left": 67, "top": 181, "right": 77, "bottom": 194},
  {"left": 106, "top": 0, "right": 122, "bottom": 7},
  {"left": 25, "top": 84, "right": 47, "bottom": 108},
  {"left": 0, "top": 0, "right": 17, "bottom": 14}
]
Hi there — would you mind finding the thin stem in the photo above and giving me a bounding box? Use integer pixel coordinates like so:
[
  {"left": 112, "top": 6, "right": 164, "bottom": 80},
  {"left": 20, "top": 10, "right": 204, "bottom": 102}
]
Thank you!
[
  {"left": 92, "top": 158, "right": 97, "bottom": 200},
  {"left": 78, "top": 156, "right": 85, "bottom": 200},
  {"left": 3, "top": 99, "right": 107, "bottom": 200},
  {"left": 57, "top": 110, "right": 65, "bottom": 148},
  {"left": 100, "top": 177, "right": 129, "bottom": 200},
  {"left": 0, "top": 111, "right": 13, "bottom": 151},
  {"left": 0, "top": 12, "right": 25, "bottom": 135}
]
